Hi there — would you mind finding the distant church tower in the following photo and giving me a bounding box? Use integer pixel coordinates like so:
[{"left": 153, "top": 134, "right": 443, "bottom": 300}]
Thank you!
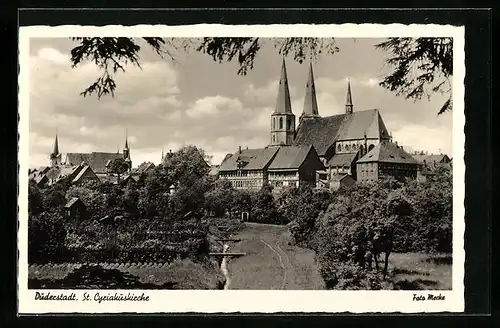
[
  {"left": 345, "top": 78, "right": 354, "bottom": 114},
  {"left": 270, "top": 58, "right": 295, "bottom": 146},
  {"left": 50, "top": 132, "right": 62, "bottom": 167},
  {"left": 300, "top": 62, "right": 320, "bottom": 119},
  {"left": 123, "top": 130, "right": 132, "bottom": 171}
]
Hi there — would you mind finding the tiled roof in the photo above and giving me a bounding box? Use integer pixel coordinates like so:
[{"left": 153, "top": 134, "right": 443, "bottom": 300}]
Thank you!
[
  {"left": 412, "top": 154, "right": 450, "bottom": 164},
  {"left": 327, "top": 152, "right": 358, "bottom": 167},
  {"left": 64, "top": 197, "right": 81, "bottom": 209},
  {"left": 46, "top": 165, "right": 83, "bottom": 183},
  {"left": 268, "top": 145, "right": 318, "bottom": 170},
  {"left": 218, "top": 147, "right": 279, "bottom": 171},
  {"left": 71, "top": 165, "right": 98, "bottom": 183},
  {"left": 357, "top": 141, "right": 419, "bottom": 164},
  {"left": 65, "top": 152, "right": 124, "bottom": 174},
  {"left": 294, "top": 109, "right": 391, "bottom": 157},
  {"left": 330, "top": 174, "right": 353, "bottom": 182},
  {"left": 294, "top": 115, "right": 345, "bottom": 156},
  {"left": 133, "top": 161, "right": 155, "bottom": 174}
]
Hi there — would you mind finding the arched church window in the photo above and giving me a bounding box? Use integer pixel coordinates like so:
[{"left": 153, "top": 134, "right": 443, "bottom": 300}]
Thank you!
[
  {"left": 359, "top": 145, "right": 365, "bottom": 155},
  {"left": 338, "top": 144, "right": 342, "bottom": 152},
  {"left": 279, "top": 117, "right": 283, "bottom": 129},
  {"left": 273, "top": 118, "right": 276, "bottom": 129},
  {"left": 287, "top": 119, "right": 291, "bottom": 130},
  {"left": 369, "top": 144, "right": 375, "bottom": 151},
  {"left": 352, "top": 144, "right": 357, "bottom": 150},
  {"left": 272, "top": 135, "right": 276, "bottom": 144}
]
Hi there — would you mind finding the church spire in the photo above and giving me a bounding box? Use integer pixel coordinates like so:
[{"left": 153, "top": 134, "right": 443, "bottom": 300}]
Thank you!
[
  {"left": 274, "top": 57, "right": 293, "bottom": 114},
  {"left": 124, "top": 129, "right": 129, "bottom": 150},
  {"left": 301, "top": 61, "right": 319, "bottom": 117},
  {"left": 345, "top": 78, "right": 354, "bottom": 114},
  {"left": 52, "top": 131, "right": 59, "bottom": 156},
  {"left": 161, "top": 147, "right": 164, "bottom": 162}
]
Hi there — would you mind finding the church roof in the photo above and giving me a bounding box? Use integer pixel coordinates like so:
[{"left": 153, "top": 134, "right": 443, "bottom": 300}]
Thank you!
[
  {"left": 293, "top": 115, "right": 345, "bottom": 156},
  {"left": 327, "top": 152, "right": 358, "bottom": 167},
  {"left": 268, "top": 145, "right": 317, "bottom": 170},
  {"left": 294, "top": 109, "right": 391, "bottom": 156},
  {"left": 45, "top": 165, "right": 83, "bottom": 183},
  {"left": 218, "top": 147, "right": 279, "bottom": 171},
  {"left": 65, "top": 152, "right": 124, "bottom": 174},
  {"left": 357, "top": 141, "right": 419, "bottom": 165},
  {"left": 71, "top": 165, "right": 98, "bottom": 183},
  {"left": 273, "top": 58, "right": 293, "bottom": 115}
]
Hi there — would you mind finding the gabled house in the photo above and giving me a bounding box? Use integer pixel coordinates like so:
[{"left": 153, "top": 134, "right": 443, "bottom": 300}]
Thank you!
[{"left": 267, "top": 145, "right": 325, "bottom": 193}]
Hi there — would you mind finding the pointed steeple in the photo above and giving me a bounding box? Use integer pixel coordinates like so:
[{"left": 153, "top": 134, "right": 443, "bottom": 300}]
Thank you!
[
  {"left": 124, "top": 129, "right": 129, "bottom": 150},
  {"left": 52, "top": 132, "right": 59, "bottom": 155},
  {"left": 161, "top": 147, "right": 164, "bottom": 162},
  {"left": 345, "top": 78, "right": 354, "bottom": 114},
  {"left": 274, "top": 58, "right": 293, "bottom": 114},
  {"left": 301, "top": 61, "right": 319, "bottom": 117}
]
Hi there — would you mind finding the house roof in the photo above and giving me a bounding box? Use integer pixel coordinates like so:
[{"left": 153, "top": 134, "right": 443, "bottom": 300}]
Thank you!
[
  {"left": 64, "top": 197, "right": 82, "bottom": 209},
  {"left": 218, "top": 147, "right": 280, "bottom": 171},
  {"left": 133, "top": 161, "right": 155, "bottom": 174},
  {"left": 412, "top": 154, "right": 450, "bottom": 164},
  {"left": 327, "top": 152, "right": 358, "bottom": 167},
  {"left": 268, "top": 145, "right": 316, "bottom": 170},
  {"left": 330, "top": 174, "right": 354, "bottom": 182},
  {"left": 65, "top": 152, "right": 124, "bottom": 174},
  {"left": 46, "top": 165, "right": 83, "bottom": 183},
  {"left": 294, "top": 109, "right": 391, "bottom": 156},
  {"left": 71, "top": 165, "right": 97, "bottom": 183},
  {"left": 357, "top": 141, "right": 419, "bottom": 164}
]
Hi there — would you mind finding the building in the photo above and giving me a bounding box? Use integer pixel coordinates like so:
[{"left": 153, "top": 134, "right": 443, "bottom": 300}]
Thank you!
[
  {"left": 329, "top": 174, "right": 356, "bottom": 191},
  {"left": 356, "top": 140, "right": 420, "bottom": 183},
  {"left": 216, "top": 58, "right": 420, "bottom": 190},
  {"left": 48, "top": 131, "right": 132, "bottom": 175},
  {"left": 43, "top": 162, "right": 100, "bottom": 186},
  {"left": 218, "top": 146, "right": 280, "bottom": 191},
  {"left": 413, "top": 153, "right": 452, "bottom": 170},
  {"left": 64, "top": 197, "right": 86, "bottom": 227},
  {"left": 267, "top": 145, "right": 324, "bottom": 193}
]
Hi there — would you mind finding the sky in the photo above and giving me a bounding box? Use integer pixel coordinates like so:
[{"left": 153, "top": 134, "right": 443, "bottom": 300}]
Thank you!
[{"left": 27, "top": 37, "right": 453, "bottom": 169}]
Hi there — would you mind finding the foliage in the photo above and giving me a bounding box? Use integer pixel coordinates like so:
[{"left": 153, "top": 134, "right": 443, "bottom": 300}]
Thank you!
[
  {"left": 28, "top": 181, "right": 44, "bottom": 216},
  {"left": 376, "top": 37, "right": 453, "bottom": 115},
  {"left": 282, "top": 185, "right": 334, "bottom": 247},
  {"left": 66, "top": 185, "right": 108, "bottom": 220},
  {"left": 28, "top": 212, "right": 68, "bottom": 264},
  {"left": 251, "top": 184, "right": 281, "bottom": 224},
  {"left": 108, "top": 157, "right": 130, "bottom": 182},
  {"left": 69, "top": 37, "right": 338, "bottom": 98},
  {"left": 28, "top": 265, "right": 178, "bottom": 289}
]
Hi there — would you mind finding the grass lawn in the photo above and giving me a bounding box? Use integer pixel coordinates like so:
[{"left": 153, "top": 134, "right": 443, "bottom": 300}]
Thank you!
[{"left": 388, "top": 252, "right": 452, "bottom": 290}]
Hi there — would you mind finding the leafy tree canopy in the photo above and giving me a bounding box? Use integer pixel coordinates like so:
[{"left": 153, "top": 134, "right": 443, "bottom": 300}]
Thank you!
[{"left": 70, "top": 37, "right": 452, "bottom": 115}]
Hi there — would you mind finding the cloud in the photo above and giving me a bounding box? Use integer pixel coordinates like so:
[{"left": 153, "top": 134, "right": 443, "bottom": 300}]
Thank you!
[{"left": 27, "top": 39, "right": 454, "bottom": 169}]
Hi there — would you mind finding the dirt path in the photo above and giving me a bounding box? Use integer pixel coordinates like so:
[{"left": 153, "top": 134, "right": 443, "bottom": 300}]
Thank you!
[{"left": 226, "top": 222, "right": 325, "bottom": 290}]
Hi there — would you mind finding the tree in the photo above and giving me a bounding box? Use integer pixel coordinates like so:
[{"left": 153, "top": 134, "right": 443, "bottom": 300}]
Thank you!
[
  {"left": 70, "top": 37, "right": 338, "bottom": 98},
  {"left": 28, "top": 211, "right": 67, "bottom": 264},
  {"left": 376, "top": 37, "right": 453, "bottom": 115},
  {"left": 162, "top": 145, "right": 211, "bottom": 188},
  {"left": 66, "top": 185, "right": 107, "bottom": 220},
  {"left": 251, "top": 184, "right": 280, "bottom": 224},
  {"left": 204, "top": 179, "right": 235, "bottom": 217},
  {"left": 108, "top": 158, "right": 130, "bottom": 183},
  {"left": 28, "top": 181, "right": 44, "bottom": 216}
]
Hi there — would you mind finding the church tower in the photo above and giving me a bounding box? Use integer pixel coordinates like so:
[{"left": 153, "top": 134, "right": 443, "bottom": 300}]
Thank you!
[
  {"left": 50, "top": 132, "right": 62, "bottom": 167},
  {"left": 270, "top": 58, "right": 295, "bottom": 146},
  {"left": 300, "top": 62, "right": 320, "bottom": 119},
  {"left": 345, "top": 78, "right": 354, "bottom": 114},
  {"left": 123, "top": 130, "right": 132, "bottom": 171}
]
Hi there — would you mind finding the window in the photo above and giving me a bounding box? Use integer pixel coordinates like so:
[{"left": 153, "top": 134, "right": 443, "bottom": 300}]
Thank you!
[
  {"left": 279, "top": 117, "right": 283, "bottom": 129},
  {"left": 272, "top": 135, "right": 275, "bottom": 143},
  {"left": 273, "top": 118, "right": 276, "bottom": 129},
  {"left": 287, "top": 119, "right": 291, "bottom": 130},
  {"left": 338, "top": 144, "right": 342, "bottom": 152},
  {"left": 369, "top": 144, "right": 375, "bottom": 151}
]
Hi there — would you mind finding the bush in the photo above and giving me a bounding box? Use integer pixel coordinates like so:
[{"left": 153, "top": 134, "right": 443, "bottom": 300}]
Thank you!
[{"left": 28, "top": 212, "right": 68, "bottom": 264}]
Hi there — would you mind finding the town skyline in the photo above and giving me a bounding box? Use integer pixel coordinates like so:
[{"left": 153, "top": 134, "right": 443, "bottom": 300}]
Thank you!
[{"left": 29, "top": 37, "right": 453, "bottom": 169}]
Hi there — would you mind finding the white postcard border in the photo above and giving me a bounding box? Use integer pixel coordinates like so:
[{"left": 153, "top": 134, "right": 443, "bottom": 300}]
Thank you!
[{"left": 18, "top": 23, "right": 465, "bottom": 314}]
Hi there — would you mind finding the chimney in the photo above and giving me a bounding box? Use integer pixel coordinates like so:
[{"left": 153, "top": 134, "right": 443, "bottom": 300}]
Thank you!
[
  {"left": 246, "top": 146, "right": 249, "bottom": 150},
  {"left": 238, "top": 145, "right": 242, "bottom": 154},
  {"left": 395, "top": 141, "right": 399, "bottom": 148}
]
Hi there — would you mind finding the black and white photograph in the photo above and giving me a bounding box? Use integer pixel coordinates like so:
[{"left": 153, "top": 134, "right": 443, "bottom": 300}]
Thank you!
[{"left": 18, "top": 24, "right": 465, "bottom": 313}]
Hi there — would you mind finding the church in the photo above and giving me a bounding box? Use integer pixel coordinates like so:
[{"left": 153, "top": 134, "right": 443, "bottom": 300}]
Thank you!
[
  {"left": 218, "top": 58, "right": 419, "bottom": 191},
  {"left": 48, "top": 131, "right": 133, "bottom": 176}
]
